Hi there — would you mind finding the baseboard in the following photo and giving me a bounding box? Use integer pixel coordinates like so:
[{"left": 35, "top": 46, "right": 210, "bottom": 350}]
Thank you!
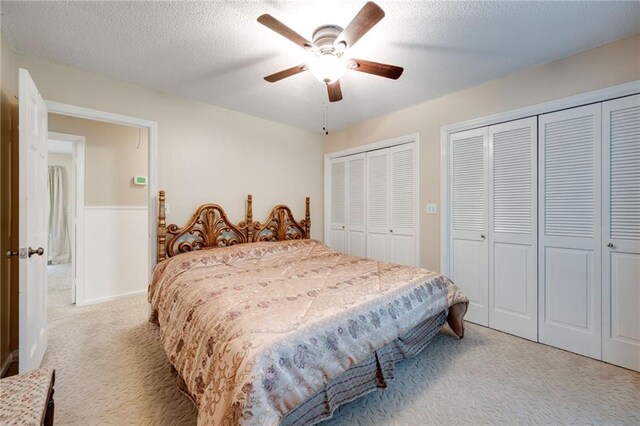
[
  {"left": 1, "top": 350, "right": 19, "bottom": 378},
  {"left": 80, "top": 289, "right": 147, "bottom": 306}
]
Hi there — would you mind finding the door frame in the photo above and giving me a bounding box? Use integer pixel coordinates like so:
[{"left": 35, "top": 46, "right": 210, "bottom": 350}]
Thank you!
[
  {"left": 47, "top": 131, "right": 85, "bottom": 304},
  {"left": 324, "top": 133, "right": 420, "bottom": 265},
  {"left": 45, "top": 101, "right": 159, "bottom": 292},
  {"left": 440, "top": 80, "right": 640, "bottom": 276}
]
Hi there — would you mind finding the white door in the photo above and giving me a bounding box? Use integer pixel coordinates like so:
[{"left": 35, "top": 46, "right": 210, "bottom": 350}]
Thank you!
[
  {"left": 19, "top": 68, "right": 49, "bottom": 373},
  {"left": 346, "top": 154, "right": 366, "bottom": 257},
  {"left": 389, "top": 143, "right": 417, "bottom": 266},
  {"left": 450, "top": 128, "right": 489, "bottom": 326},
  {"left": 602, "top": 94, "right": 640, "bottom": 372},
  {"left": 488, "top": 117, "right": 538, "bottom": 341},
  {"left": 329, "top": 158, "right": 347, "bottom": 252},
  {"left": 366, "top": 149, "right": 390, "bottom": 262},
  {"left": 539, "top": 104, "right": 602, "bottom": 359}
]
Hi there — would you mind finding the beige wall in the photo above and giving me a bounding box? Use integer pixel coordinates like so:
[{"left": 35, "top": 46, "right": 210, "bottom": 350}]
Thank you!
[
  {"left": 0, "top": 34, "right": 19, "bottom": 374},
  {"left": 16, "top": 55, "right": 325, "bottom": 238},
  {"left": 325, "top": 34, "right": 640, "bottom": 271},
  {"left": 49, "top": 114, "right": 148, "bottom": 206}
]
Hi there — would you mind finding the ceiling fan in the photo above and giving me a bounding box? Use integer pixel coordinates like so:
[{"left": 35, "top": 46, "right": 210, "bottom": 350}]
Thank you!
[{"left": 258, "top": 1, "right": 403, "bottom": 102}]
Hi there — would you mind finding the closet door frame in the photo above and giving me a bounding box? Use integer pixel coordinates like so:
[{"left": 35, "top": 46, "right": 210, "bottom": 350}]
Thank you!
[
  {"left": 324, "top": 133, "right": 420, "bottom": 262},
  {"left": 441, "top": 80, "right": 640, "bottom": 276}
]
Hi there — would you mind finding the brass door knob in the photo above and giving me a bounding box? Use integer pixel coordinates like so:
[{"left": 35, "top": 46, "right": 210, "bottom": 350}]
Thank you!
[{"left": 28, "top": 247, "right": 44, "bottom": 258}]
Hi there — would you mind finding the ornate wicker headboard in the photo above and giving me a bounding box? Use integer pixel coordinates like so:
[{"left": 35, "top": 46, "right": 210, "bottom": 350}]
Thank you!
[{"left": 156, "top": 191, "right": 310, "bottom": 263}]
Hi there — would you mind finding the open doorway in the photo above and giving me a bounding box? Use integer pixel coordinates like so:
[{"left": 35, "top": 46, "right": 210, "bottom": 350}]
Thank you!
[
  {"left": 46, "top": 132, "right": 83, "bottom": 307},
  {"left": 45, "top": 112, "right": 151, "bottom": 311}
]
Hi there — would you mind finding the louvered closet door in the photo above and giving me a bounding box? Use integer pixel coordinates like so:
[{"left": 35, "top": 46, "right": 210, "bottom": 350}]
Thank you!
[
  {"left": 539, "top": 104, "right": 602, "bottom": 359},
  {"left": 329, "top": 158, "right": 347, "bottom": 252},
  {"left": 602, "top": 94, "right": 640, "bottom": 372},
  {"left": 450, "top": 128, "right": 489, "bottom": 326},
  {"left": 389, "top": 144, "right": 417, "bottom": 266},
  {"left": 488, "top": 117, "right": 537, "bottom": 341},
  {"left": 347, "top": 154, "right": 367, "bottom": 257},
  {"left": 366, "top": 149, "right": 390, "bottom": 262}
]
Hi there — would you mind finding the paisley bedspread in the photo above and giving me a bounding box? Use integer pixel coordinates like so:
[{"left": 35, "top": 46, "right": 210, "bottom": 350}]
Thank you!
[{"left": 148, "top": 239, "right": 468, "bottom": 425}]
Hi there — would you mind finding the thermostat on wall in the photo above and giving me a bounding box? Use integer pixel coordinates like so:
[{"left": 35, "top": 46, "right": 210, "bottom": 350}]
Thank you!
[{"left": 133, "top": 176, "right": 147, "bottom": 186}]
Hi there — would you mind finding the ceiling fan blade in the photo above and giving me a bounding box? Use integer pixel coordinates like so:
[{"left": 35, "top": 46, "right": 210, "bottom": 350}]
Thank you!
[
  {"left": 335, "top": 2, "right": 385, "bottom": 49},
  {"left": 257, "top": 14, "right": 313, "bottom": 50},
  {"left": 264, "top": 64, "right": 308, "bottom": 83},
  {"left": 350, "top": 59, "right": 404, "bottom": 80},
  {"left": 327, "top": 81, "right": 343, "bottom": 102}
]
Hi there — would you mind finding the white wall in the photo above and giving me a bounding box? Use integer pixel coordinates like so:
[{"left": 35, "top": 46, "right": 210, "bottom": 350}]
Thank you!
[{"left": 83, "top": 207, "right": 148, "bottom": 304}]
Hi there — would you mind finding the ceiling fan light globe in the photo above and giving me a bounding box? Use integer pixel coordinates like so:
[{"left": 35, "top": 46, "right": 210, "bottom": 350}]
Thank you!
[{"left": 310, "top": 54, "right": 347, "bottom": 84}]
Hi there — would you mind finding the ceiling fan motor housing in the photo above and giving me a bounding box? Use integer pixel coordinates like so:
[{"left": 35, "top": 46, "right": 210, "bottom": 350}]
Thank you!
[
  {"left": 312, "top": 25, "right": 344, "bottom": 54},
  {"left": 258, "top": 2, "right": 402, "bottom": 103}
]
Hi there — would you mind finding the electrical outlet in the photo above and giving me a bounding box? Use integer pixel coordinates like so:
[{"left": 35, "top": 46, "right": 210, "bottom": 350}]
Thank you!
[{"left": 425, "top": 203, "right": 437, "bottom": 214}]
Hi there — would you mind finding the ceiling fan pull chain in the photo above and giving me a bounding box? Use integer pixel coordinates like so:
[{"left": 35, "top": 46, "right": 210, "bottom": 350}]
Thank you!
[{"left": 323, "top": 103, "right": 329, "bottom": 135}]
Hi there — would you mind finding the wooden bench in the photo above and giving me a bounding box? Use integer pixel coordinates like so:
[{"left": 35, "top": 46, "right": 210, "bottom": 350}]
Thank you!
[{"left": 0, "top": 368, "right": 55, "bottom": 425}]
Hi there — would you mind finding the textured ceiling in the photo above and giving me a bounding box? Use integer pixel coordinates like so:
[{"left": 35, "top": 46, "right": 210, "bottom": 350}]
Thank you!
[{"left": 2, "top": 1, "right": 639, "bottom": 133}]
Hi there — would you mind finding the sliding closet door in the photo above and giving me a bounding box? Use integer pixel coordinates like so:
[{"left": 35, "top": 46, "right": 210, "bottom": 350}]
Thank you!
[
  {"left": 366, "top": 149, "right": 389, "bottom": 262},
  {"left": 602, "top": 94, "right": 640, "bottom": 372},
  {"left": 488, "top": 117, "right": 537, "bottom": 340},
  {"left": 346, "top": 154, "right": 367, "bottom": 257},
  {"left": 450, "top": 128, "right": 489, "bottom": 326},
  {"left": 329, "top": 157, "right": 347, "bottom": 252},
  {"left": 389, "top": 143, "right": 417, "bottom": 266},
  {"left": 539, "top": 104, "right": 602, "bottom": 359}
]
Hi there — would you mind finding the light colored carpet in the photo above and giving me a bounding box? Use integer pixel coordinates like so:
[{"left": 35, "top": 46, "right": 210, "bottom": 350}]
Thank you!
[
  {"left": 44, "top": 286, "right": 640, "bottom": 425},
  {"left": 47, "top": 263, "right": 72, "bottom": 290}
]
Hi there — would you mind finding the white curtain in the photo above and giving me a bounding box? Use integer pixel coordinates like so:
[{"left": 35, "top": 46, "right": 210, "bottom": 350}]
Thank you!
[{"left": 48, "top": 166, "right": 71, "bottom": 264}]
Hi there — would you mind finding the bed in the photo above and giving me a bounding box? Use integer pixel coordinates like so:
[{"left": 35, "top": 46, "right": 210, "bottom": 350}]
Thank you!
[{"left": 149, "top": 191, "right": 468, "bottom": 425}]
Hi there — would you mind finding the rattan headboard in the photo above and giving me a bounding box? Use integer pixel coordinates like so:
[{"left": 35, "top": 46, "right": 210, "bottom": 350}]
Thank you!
[{"left": 156, "top": 191, "right": 310, "bottom": 263}]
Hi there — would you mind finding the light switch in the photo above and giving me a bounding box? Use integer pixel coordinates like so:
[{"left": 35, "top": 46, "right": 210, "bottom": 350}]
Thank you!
[
  {"left": 165, "top": 202, "right": 171, "bottom": 215},
  {"left": 425, "top": 203, "right": 437, "bottom": 214}
]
